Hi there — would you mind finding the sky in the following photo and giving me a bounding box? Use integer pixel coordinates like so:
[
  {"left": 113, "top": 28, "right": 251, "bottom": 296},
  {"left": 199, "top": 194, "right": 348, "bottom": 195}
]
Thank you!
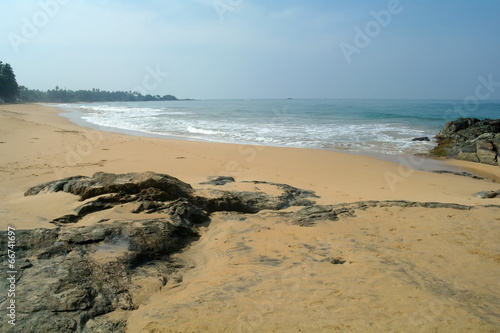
[{"left": 1, "top": 0, "right": 500, "bottom": 100}]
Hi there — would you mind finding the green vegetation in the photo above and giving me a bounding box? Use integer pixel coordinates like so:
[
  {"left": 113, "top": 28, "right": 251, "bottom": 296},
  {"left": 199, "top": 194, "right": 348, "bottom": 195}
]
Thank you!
[
  {"left": 431, "top": 139, "right": 454, "bottom": 157},
  {"left": 1, "top": 61, "right": 179, "bottom": 103},
  {"left": 0, "top": 62, "right": 20, "bottom": 103},
  {"left": 19, "top": 86, "right": 178, "bottom": 103}
]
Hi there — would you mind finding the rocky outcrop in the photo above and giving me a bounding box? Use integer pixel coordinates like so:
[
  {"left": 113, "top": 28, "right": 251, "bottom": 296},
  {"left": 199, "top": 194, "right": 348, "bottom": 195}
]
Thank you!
[
  {"left": 23, "top": 172, "right": 318, "bottom": 226},
  {"left": 432, "top": 118, "right": 500, "bottom": 165},
  {"left": 24, "top": 171, "right": 194, "bottom": 201},
  {"left": 0, "top": 218, "right": 198, "bottom": 332},
  {"left": 1, "top": 172, "right": 319, "bottom": 332},
  {"left": 280, "top": 200, "right": 477, "bottom": 226},
  {"left": 3, "top": 172, "right": 498, "bottom": 332}
]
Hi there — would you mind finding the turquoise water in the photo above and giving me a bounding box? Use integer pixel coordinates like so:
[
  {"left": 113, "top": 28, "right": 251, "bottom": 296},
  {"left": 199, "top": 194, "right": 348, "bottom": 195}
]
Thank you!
[{"left": 57, "top": 99, "right": 500, "bottom": 155}]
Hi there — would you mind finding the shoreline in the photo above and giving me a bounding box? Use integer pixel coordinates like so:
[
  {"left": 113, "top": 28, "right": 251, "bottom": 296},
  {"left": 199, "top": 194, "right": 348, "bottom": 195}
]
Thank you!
[
  {"left": 53, "top": 100, "right": 440, "bottom": 159},
  {"left": 55, "top": 102, "right": 466, "bottom": 174}
]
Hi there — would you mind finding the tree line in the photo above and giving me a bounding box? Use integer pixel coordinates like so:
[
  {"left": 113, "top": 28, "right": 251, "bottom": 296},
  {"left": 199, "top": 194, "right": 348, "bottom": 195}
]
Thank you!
[
  {"left": 0, "top": 62, "right": 20, "bottom": 103},
  {"left": 0, "top": 61, "right": 179, "bottom": 103}
]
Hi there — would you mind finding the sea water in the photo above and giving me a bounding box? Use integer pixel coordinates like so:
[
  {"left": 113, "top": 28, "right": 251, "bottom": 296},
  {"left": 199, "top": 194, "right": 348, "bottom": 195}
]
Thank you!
[{"left": 57, "top": 99, "right": 500, "bottom": 155}]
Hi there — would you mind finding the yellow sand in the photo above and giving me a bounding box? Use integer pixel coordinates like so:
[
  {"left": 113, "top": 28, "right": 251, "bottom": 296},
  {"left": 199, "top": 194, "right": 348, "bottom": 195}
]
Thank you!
[{"left": 1, "top": 104, "right": 499, "bottom": 332}]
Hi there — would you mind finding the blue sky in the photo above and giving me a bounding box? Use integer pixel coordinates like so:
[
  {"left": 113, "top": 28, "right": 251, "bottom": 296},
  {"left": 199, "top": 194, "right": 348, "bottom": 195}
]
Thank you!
[{"left": 1, "top": 0, "right": 499, "bottom": 99}]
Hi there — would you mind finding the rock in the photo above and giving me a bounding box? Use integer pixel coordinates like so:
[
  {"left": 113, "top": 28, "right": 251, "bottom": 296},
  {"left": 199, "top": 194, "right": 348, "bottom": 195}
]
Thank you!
[
  {"left": 24, "top": 171, "right": 194, "bottom": 201},
  {"left": 431, "top": 170, "right": 484, "bottom": 180},
  {"left": 280, "top": 200, "right": 476, "bottom": 226},
  {"left": 473, "top": 190, "right": 500, "bottom": 199},
  {"left": 133, "top": 198, "right": 209, "bottom": 228},
  {"left": 4, "top": 172, "right": 321, "bottom": 332},
  {"left": 493, "top": 133, "right": 500, "bottom": 151},
  {"left": 412, "top": 137, "right": 430, "bottom": 141},
  {"left": 327, "top": 257, "right": 346, "bottom": 265},
  {"left": 194, "top": 182, "right": 317, "bottom": 214},
  {"left": 24, "top": 173, "right": 317, "bottom": 225},
  {"left": 433, "top": 118, "right": 499, "bottom": 166},
  {"left": 200, "top": 176, "right": 235, "bottom": 186},
  {"left": 0, "top": 217, "right": 198, "bottom": 332},
  {"left": 436, "top": 118, "right": 500, "bottom": 142},
  {"left": 476, "top": 140, "right": 498, "bottom": 165},
  {"left": 281, "top": 205, "right": 355, "bottom": 226}
]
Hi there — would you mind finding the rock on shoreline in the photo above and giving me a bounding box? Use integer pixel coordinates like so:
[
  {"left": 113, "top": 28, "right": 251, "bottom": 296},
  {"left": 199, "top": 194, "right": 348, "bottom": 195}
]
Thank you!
[{"left": 432, "top": 118, "right": 500, "bottom": 165}]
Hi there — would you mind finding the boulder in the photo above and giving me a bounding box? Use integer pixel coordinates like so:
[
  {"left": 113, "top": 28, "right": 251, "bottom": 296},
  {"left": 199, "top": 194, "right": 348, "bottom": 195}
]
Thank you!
[
  {"left": 433, "top": 118, "right": 500, "bottom": 166},
  {"left": 436, "top": 118, "right": 500, "bottom": 142},
  {"left": 24, "top": 171, "right": 194, "bottom": 201}
]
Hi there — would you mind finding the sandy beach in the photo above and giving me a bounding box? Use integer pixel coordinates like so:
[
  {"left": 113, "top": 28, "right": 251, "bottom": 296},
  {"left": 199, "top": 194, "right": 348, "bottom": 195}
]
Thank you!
[{"left": 1, "top": 103, "right": 499, "bottom": 332}]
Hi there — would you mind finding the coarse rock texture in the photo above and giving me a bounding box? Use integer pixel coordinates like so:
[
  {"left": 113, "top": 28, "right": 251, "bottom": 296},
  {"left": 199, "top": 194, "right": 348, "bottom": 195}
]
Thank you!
[
  {"left": 1, "top": 218, "right": 197, "bottom": 332},
  {"left": 433, "top": 118, "right": 500, "bottom": 165},
  {"left": 1, "top": 172, "right": 319, "bottom": 332},
  {"left": 2, "top": 172, "right": 500, "bottom": 332}
]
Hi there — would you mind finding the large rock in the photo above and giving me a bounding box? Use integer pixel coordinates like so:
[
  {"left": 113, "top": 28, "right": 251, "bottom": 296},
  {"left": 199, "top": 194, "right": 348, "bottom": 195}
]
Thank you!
[
  {"left": 436, "top": 118, "right": 500, "bottom": 142},
  {"left": 0, "top": 218, "right": 198, "bottom": 332},
  {"left": 24, "top": 173, "right": 317, "bottom": 225},
  {"left": 433, "top": 118, "right": 500, "bottom": 166},
  {"left": 24, "top": 171, "right": 194, "bottom": 201}
]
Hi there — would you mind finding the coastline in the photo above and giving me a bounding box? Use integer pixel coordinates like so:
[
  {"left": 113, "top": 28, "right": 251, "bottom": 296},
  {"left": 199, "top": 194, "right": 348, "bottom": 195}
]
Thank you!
[
  {"left": 1, "top": 103, "right": 499, "bottom": 230},
  {"left": 1, "top": 103, "right": 499, "bottom": 331}
]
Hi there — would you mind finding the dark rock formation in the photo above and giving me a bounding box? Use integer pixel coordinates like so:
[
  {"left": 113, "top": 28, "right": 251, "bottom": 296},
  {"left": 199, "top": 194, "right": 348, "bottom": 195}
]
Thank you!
[
  {"left": 24, "top": 173, "right": 318, "bottom": 226},
  {"left": 200, "top": 176, "right": 235, "bottom": 186},
  {"left": 432, "top": 118, "right": 500, "bottom": 165},
  {"left": 24, "top": 172, "right": 194, "bottom": 201},
  {"left": 430, "top": 170, "right": 484, "bottom": 180},
  {"left": 412, "top": 137, "right": 430, "bottom": 142},
  {"left": 0, "top": 218, "right": 197, "bottom": 332},
  {"left": 280, "top": 200, "right": 477, "bottom": 226}
]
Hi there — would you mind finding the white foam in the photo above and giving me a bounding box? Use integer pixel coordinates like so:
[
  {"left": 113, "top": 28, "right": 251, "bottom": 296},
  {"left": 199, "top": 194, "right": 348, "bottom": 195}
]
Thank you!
[{"left": 61, "top": 101, "right": 442, "bottom": 155}]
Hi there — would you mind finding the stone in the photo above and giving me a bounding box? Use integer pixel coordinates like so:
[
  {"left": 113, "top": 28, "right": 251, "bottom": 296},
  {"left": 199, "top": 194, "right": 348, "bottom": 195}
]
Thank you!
[
  {"left": 412, "top": 137, "right": 430, "bottom": 141},
  {"left": 436, "top": 118, "right": 500, "bottom": 142},
  {"left": 4, "top": 172, "right": 323, "bottom": 331},
  {"left": 476, "top": 141, "right": 498, "bottom": 165},
  {"left": 473, "top": 190, "right": 500, "bottom": 199},
  {"left": 431, "top": 170, "right": 484, "bottom": 180},
  {"left": 25, "top": 171, "right": 194, "bottom": 201},
  {"left": 0, "top": 217, "right": 198, "bottom": 332},
  {"left": 433, "top": 118, "right": 500, "bottom": 166},
  {"left": 200, "top": 176, "right": 235, "bottom": 186}
]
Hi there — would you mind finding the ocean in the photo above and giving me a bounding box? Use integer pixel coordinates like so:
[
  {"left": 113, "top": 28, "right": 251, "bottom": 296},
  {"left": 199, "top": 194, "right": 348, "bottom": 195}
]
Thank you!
[{"left": 57, "top": 99, "right": 500, "bottom": 156}]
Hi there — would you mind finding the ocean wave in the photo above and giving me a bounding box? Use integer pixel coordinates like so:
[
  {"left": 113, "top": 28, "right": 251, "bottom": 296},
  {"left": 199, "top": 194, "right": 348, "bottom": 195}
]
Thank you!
[{"left": 57, "top": 99, "right": 488, "bottom": 155}]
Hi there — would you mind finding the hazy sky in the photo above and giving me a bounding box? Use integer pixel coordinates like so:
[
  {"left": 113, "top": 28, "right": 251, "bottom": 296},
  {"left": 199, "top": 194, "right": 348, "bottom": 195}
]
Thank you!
[{"left": 2, "top": 0, "right": 500, "bottom": 99}]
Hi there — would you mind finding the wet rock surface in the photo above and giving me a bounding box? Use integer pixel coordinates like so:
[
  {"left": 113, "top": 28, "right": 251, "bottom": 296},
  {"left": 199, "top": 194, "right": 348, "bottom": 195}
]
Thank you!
[
  {"left": 433, "top": 118, "right": 500, "bottom": 165},
  {"left": 3, "top": 172, "right": 499, "bottom": 332}
]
